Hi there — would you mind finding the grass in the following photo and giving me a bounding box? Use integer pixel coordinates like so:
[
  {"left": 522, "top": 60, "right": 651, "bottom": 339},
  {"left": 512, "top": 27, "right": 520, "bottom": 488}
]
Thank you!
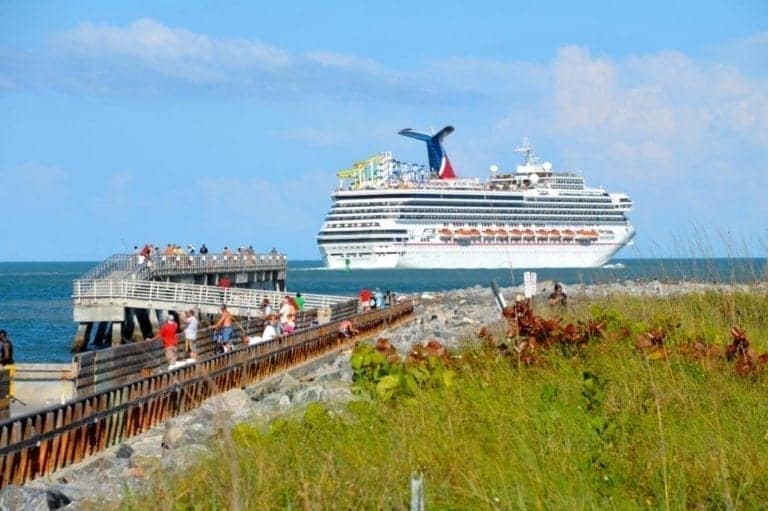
[{"left": 120, "top": 290, "right": 768, "bottom": 510}]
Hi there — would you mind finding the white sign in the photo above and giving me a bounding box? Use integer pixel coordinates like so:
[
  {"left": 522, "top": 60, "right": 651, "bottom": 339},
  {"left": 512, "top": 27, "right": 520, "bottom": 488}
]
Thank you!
[{"left": 523, "top": 271, "right": 537, "bottom": 298}]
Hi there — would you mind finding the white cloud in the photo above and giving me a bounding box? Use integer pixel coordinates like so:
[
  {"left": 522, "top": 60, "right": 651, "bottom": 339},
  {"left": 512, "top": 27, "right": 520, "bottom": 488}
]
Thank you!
[
  {"left": 55, "top": 18, "right": 294, "bottom": 74},
  {"left": 24, "top": 18, "right": 473, "bottom": 103},
  {"left": 306, "top": 51, "right": 380, "bottom": 73},
  {"left": 552, "top": 46, "right": 617, "bottom": 131}
]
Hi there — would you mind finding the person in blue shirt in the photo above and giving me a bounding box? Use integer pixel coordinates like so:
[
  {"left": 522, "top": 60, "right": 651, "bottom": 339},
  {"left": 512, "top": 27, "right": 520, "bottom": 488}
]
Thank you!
[{"left": 374, "top": 289, "right": 385, "bottom": 309}]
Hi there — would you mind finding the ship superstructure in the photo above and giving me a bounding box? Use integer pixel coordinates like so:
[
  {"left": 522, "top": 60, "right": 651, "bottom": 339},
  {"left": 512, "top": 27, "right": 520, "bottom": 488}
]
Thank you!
[{"left": 317, "top": 127, "right": 634, "bottom": 269}]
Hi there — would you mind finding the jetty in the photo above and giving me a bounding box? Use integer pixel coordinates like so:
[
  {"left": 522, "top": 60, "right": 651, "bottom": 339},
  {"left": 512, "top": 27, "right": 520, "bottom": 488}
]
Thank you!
[{"left": 0, "top": 251, "right": 416, "bottom": 488}]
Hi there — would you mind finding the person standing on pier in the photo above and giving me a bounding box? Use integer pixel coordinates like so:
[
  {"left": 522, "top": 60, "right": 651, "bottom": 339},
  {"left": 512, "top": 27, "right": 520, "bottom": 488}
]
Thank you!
[
  {"left": 213, "top": 305, "right": 234, "bottom": 352},
  {"left": 261, "top": 315, "right": 279, "bottom": 341},
  {"left": 295, "top": 292, "right": 305, "bottom": 311},
  {"left": 150, "top": 316, "right": 179, "bottom": 368},
  {"left": 183, "top": 309, "right": 198, "bottom": 360},
  {"left": 199, "top": 243, "right": 208, "bottom": 254},
  {"left": 259, "top": 298, "right": 272, "bottom": 316},
  {"left": 0, "top": 330, "right": 15, "bottom": 398}
]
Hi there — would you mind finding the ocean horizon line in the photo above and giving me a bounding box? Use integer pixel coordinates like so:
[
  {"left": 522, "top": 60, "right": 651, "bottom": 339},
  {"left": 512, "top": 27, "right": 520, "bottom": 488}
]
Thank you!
[{"left": 1, "top": 256, "right": 766, "bottom": 265}]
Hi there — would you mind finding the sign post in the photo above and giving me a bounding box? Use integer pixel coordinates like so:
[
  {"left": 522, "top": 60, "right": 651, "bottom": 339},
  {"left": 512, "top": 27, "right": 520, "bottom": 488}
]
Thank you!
[{"left": 523, "top": 271, "right": 537, "bottom": 312}]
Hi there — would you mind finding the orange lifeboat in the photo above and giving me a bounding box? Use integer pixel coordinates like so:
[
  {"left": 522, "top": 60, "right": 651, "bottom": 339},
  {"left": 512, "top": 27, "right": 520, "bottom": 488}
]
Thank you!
[
  {"left": 561, "top": 229, "right": 575, "bottom": 240},
  {"left": 549, "top": 229, "right": 561, "bottom": 240},
  {"left": 438, "top": 228, "right": 452, "bottom": 241},
  {"left": 482, "top": 228, "right": 497, "bottom": 239},
  {"left": 576, "top": 229, "right": 599, "bottom": 241},
  {"left": 536, "top": 229, "right": 550, "bottom": 240},
  {"left": 496, "top": 228, "right": 508, "bottom": 239},
  {"left": 455, "top": 228, "right": 471, "bottom": 238},
  {"left": 522, "top": 229, "right": 535, "bottom": 240},
  {"left": 468, "top": 228, "right": 481, "bottom": 240},
  {"left": 509, "top": 229, "right": 522, "bottom": 240}
]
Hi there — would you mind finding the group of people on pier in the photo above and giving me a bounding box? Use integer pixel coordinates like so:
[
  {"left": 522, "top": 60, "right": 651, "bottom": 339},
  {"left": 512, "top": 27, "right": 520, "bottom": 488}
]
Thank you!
[
  {"left": 134, "top": 242, "right": 211, "bottom": 264},
  {"left": 145, "top": 291, "right": 315, "bottom": 368},
  {"left": 134, "top": 243, "right": 280, "bottom": 263},
  {"left": 359, "top": 288, "right": 395, "bottom": 311}
]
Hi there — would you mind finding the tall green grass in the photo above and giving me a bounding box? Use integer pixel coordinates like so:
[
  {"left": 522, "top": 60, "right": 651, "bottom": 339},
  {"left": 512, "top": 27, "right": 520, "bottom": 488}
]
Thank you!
[{"left": 120, "top": 291, "right": 768, "bottom": 510}]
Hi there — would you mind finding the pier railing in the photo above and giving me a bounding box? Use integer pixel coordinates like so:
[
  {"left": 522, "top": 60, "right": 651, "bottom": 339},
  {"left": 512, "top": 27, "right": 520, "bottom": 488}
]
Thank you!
[
  {"left": 82, "top": 253, "right": 288, "bottom": 281},
  {"left": 0, "top": 300, "right": 414, "bottom": 487},
  {"left": 137, "top": 253, "right": 288, "bottom": 279},
  {"left": 73, "top": 279, "right": 352, "bottom": 313}
]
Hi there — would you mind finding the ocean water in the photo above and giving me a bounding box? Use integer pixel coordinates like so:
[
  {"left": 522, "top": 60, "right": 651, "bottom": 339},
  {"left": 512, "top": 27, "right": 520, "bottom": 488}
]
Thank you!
[{"left": 0, "top": 258, "right": 765, "bottom": 363}]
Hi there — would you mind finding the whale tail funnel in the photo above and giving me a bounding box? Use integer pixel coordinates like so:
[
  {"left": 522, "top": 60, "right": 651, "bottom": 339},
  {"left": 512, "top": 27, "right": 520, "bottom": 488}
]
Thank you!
[{"left": 398, "top": 125, "right": 456, "bottom": 179}]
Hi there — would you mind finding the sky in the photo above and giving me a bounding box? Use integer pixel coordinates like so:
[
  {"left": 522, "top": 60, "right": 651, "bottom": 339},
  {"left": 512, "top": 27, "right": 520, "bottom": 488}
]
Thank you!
[{"left": 1, "top": 1, "right": 766, "bottom": 261}]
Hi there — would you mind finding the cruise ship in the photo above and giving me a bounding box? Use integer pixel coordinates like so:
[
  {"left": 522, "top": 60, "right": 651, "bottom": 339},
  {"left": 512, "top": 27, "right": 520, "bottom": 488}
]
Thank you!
[{"left": 317, "top": 126, "right": 634, "bottom": 269}]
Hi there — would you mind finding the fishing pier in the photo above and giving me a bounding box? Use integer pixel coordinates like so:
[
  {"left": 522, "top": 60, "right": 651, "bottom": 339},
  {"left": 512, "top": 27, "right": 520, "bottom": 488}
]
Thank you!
[
  {"left": 0, "top": 253, "right": 416, "bottom": 488},
  {"left": 73, "top": 252, "right": 289, "bottom": 349}
]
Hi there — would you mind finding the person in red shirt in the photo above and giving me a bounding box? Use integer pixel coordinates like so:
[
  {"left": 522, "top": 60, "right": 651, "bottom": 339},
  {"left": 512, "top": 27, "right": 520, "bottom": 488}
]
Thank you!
[
  {"left": 359, "top": 289, "right": 372, "bottom": 311},
  {"left": 151, "top": 314, "right": 179, "bottom": 367}
]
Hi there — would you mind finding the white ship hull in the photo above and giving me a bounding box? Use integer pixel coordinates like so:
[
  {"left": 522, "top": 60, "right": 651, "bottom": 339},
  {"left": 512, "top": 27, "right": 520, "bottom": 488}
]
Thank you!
[{"left": 320, "top": 228, "right": 634, "bottom": 269}]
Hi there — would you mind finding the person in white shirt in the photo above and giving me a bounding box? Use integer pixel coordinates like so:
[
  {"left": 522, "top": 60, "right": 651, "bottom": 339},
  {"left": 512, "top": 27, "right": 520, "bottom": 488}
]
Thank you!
[
  {"left": 183, "top": 310, "right": 199, "bottom": 360},
  {"left": 261, "top": 315, "right": 279, "bottom": 341}
]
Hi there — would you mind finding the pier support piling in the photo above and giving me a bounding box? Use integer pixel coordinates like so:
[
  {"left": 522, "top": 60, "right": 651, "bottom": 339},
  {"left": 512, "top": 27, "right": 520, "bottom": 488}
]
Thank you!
[{"left": 111, "top": 322, "right": 122, "bottom": 347}]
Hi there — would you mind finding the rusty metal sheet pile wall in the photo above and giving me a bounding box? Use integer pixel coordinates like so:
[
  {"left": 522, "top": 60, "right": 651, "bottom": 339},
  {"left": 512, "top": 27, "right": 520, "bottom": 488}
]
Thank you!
[{"left": 0, "top": 300, "right": 413, "bottom": 487}]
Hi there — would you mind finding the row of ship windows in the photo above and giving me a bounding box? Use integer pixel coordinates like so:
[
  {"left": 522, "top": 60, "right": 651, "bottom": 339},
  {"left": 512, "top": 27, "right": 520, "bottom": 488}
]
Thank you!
[
  {"left": 325, "top": 215, "right": 628, "bottom": 224},
  {"left": 321, "top": 222, "right": 622, "bottom": 230},
  {"left": 326, "top": 212, "right": 626, "bottom": 220},
  {"left": 330, "top": 206, "right": 618, "bottom": 216},
  {"left": 318, "top": 238, "right": 407, "bottom": 245},
  {"left": 332, "top": 201, "right": 620, "bottom": 210},
  {"left": 335, "top": 198, "right": 613, "bottom": 207},
  {"left": 527, "top": 197, "right": 613, "bottom": 204}
]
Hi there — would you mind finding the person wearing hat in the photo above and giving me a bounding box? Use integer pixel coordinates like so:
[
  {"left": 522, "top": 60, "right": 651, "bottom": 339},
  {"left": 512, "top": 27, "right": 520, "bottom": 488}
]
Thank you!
[{"left": 150, "top": 314, "right": 179, "bottom": 367}]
